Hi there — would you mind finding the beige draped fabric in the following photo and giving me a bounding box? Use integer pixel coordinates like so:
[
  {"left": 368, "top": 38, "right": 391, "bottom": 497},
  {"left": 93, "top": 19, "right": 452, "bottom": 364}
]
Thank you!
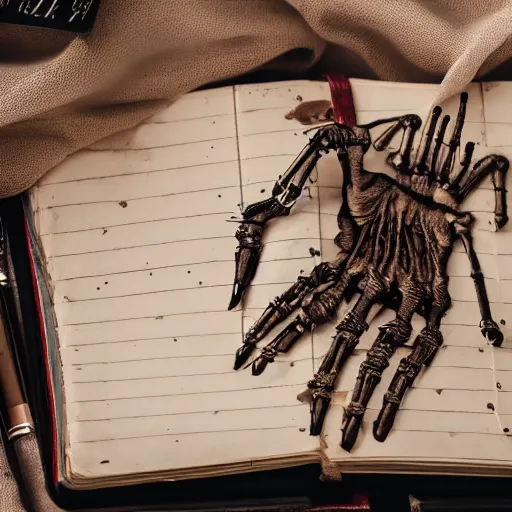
[
  {"left": 0, "top": 0, "right": 511, "bottom": 198},
  {"left": 1, "top": 1, "right": 512, "bottom": 509}
]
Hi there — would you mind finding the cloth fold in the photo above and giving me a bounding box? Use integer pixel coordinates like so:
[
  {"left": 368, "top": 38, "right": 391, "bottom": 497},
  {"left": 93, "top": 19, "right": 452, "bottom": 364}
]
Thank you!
[
  {"left": 0, "top": 0, "right": 511, "bottom": 198},
  {"left": 0, "top": 436, "right": 24, "bottom": 512}
]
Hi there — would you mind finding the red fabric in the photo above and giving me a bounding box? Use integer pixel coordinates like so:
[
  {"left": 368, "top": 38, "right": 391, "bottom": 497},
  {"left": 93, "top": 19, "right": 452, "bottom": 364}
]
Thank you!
[
  {"left": 303, "top": 494, "right": 371, "bottom": 511},
  {"left": 325, "top": 74, "right": 357, "bottom": 128}
]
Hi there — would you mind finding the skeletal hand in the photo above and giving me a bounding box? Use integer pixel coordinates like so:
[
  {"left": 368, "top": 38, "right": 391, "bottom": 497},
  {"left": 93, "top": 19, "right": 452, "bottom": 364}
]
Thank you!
[{"left": 229, "top": 78, "right": 509, "bottom": 451}]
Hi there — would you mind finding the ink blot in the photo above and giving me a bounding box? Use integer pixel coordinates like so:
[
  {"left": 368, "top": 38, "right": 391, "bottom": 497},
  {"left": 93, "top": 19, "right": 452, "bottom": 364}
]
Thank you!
[
  {"left": 96, "top": 287, "right": 100, "bottom": 290},
  {"left": 199, "top": 281, "right": 203, "bottom": 285},
  {"left": 100, "top": 460, "right": 110, "bottom": 464},
  {"left": 150, "top": 273, "right": 153, "bottom": 276},
  {"left": 187, "top": 270, "right": 191, "bottom": 274},
  {"left": 487, "top": 402, "right": 495, "bottom": 411},
  {"left": 118, "top": 201, "right": 128, "bottom": 208},
  {"left": 173, "top": 338, "right": 177, "bottom": 342},
  {"left": 501, "top": 319, "right": 506, "bottom": 325},
  {"left": 497, "top": 382, "right": 502, "bottom": 390},
  {"left": 105, "top": 281, "right": 108, "bottom": 285},
  {"left": 155, "top": 316, "right": 164, "bottom": 320},
  {"left": 309, "top": 247, "right": 316, "bottom": 257},
  {"left": 315, "top": 250, "right": 321, "bottom": 257},
  {"left": 290, "top": 361, "right": 295, "bottom": 367},
  {"left": 260, "top": 189, "right": 265, "bottom": 194},
  {"left": 504, "top": 428, "right": 510, "bottom": 433},
  {"left": 218, "top": 194, "right": 222, "bottom": 198},
  {"left": 213, "top": 411, "right": 219, "bottom": 415},
  {"left": 435, "top": 389, "right": 443, "bottom": 395},
  {"left": 296, "top": 95, "right": 303, "bottom": 101},
  {"left": 102, "top": 229, "right": 108, "bottom": 235},
  {"left": 479, "top": 348, "right": 484, "bottom": 352},
  {"left": 299, "top": 427, "right": 306, "bottom": 432}
]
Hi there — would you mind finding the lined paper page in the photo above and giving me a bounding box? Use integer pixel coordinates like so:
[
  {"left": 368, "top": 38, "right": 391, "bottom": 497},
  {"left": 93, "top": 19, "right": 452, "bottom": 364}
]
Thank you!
[
  {"left": 31, "top": 77, "right": 512, "bottom": 483},
  {"left": 318, "top": 81, "right": 512, "bottom": 467},
  {"left": 31, "top": 84, "right": 319, "bottom": 481}
]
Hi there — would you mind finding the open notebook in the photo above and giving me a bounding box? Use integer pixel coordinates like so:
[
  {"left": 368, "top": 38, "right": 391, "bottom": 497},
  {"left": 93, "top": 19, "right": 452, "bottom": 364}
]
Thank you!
[{"left": 24, "top": 78, "right": 512, "bottom": 490}]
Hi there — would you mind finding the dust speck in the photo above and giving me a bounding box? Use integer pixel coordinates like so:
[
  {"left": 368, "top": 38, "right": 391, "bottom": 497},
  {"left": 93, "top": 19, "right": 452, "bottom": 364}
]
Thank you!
[
  {"left": 63, "top": 296, "right": 70, "bottom": 302},
  {"left": 315, "top": 250, "right": 321, "bottom": 257},
  {"left": 501, "top": 319, "right": 506, "bottom": 326},
  {"left": 290, "top": 361, "right": 295, "bottom": 367},
  {"left": 213, "top": 411, "right": 219, "bottom": 415},
  {"left": 118, "top": 201, "right": 128, "bottom": 208},
  {"left": 479, "top": 348, "right": 484, "bottom": 353},
  {"left": 96, "top": 287, "right": 100, "bottom": 291},
  {"left": 74, "top": 349, "right": 79, "bottom": 352},
  {"left": 175, "top": 439, "right": 179, "bottom": 442},
  {"left": 299, "top": 427, "right": 306, "bottom": 432},
  {"left": 497, "top": 382, "right": 502, "bottom": 390},
  {"left": 100, "top": 460, "right": 110, "bottom": 464},
  {"left": 102, "top": 228, "right": 108, "bottom": 235},
  {"left": 504, "top": 427, "right": 510, "bottom": 433},
  {"left": 296, "top": 94, "right": 303, "bottom": 101},
  {"left": 260, "top": 189, "right": 265, "bottom": 194},
  {"left": 309, "top": 247, "right": 316, "bottom": 257},
  {"left": 187, "top": 270, "right": 191, "bottom": 274},
  {"left": 150, "top": 273, "right": 153, "bottom": 276},
  {"left": 218, "top": 194, "right": 222, "bottom": 198},
  {"left": 155, "top": 316, "right": 164, "bottom": 320},
  {"left": 173, "top": 338, "right": 177, "bottom": 342},
  {"left": 487, "top": 402, "right": 495, "bottom": 411},
  {"left": 199, "top": 281, "right": 203, "bottom": 285},
  {"left": 105, "top": 281, "right": 108, "bottom": 285},
  {"left": 435, "top": 389, "right": 443, "bottom": 395},
  {"left": 483, "top": 82, "right": 500, "bottom": 92}
]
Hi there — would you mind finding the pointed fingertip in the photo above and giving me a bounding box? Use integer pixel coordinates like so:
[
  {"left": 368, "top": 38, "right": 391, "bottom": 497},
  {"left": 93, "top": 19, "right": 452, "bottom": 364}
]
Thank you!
[
  {"left": 251, "top": 357, "right": 268, "bottom": 376},
  {"left": 309, "top": 394, "right": 330, "bottom": 436},
  {"left": 228, "top": 283, "right": 244, "bottom": 310},
  {"left": 340, "top": 416, "right": 360, "bottom": 452},
  {"left": 372, "top": 422, "right": 389, "bottom": 443},
  {"left": 234, "top": 343, "right": 255, "bottom": 370},
  {"left": 495, "top": 214, "right": 509, "bottom": 231},
  {"left": 340, "top": 431, "right": 355, "bottom": 452},
  {"left": 372, "top": 407, "right": 395, "bottom": 442}
]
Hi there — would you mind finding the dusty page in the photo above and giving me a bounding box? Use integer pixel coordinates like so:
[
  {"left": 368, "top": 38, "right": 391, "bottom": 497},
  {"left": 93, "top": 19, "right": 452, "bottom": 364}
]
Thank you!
[
  {"left": 318, "top": 81, "right": 512, "bottom": 472},
  {"left": 29, "top": 83, "right": 323, "bottom": 483}
]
